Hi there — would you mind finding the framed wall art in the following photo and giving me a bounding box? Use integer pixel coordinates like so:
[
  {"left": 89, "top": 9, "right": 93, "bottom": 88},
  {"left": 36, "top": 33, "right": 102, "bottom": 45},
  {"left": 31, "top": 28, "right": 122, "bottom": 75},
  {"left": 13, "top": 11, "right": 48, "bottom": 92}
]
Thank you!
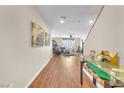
[
  {"left": 45, "top": 32, "right": 50, "bottom": 46},
  {"left": 31, "top": 22, "right": 45, "bottom": 47}
]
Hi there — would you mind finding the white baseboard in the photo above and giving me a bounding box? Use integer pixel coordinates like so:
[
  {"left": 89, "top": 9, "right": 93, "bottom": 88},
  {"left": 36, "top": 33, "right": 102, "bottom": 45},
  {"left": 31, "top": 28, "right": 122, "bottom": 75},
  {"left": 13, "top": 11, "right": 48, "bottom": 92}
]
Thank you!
[
  {"left": 83, "top": 68, "right": 93, "bottom": 82},
  {"left": 25, "top": 54, "right": 52, "bottom": 88}
]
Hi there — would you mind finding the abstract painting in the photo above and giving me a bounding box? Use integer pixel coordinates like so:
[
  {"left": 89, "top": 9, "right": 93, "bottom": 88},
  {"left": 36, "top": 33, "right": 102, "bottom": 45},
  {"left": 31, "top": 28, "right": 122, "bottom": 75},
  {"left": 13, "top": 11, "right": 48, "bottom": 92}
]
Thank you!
[
  {"left": 45, "top": 32, "right": 50, "bottom": 46},
  {"left": 32, "top": 22, "right": 45, "bottom": 47}
]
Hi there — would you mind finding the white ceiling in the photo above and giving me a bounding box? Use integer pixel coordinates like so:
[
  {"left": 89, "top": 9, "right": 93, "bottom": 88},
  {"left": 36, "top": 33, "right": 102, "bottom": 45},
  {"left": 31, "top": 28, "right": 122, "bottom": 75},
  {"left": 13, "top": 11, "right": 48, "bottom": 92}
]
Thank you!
[{"left": 36, "top": 5, "right": 102, "bottom": 40}]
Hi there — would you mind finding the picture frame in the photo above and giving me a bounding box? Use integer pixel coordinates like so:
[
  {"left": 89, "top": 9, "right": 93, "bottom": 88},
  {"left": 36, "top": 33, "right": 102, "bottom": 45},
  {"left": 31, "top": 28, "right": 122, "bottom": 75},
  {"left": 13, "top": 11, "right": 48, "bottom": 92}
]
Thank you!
[
  {"left": 45, "top": 32, "right": 50, "bottom": 46},
  {"left": 31, "top": 22, "right": 45, "bottom": 47}
]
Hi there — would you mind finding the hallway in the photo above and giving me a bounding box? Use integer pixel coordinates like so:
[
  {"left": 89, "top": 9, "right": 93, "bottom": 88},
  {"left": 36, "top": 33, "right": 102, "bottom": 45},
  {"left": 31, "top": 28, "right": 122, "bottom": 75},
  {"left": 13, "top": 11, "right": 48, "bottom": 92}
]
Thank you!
[
  {"left": 0, "top": 5, "right": 103, "bottom": 87},
  {"left": 29, "top": 54, "right": 95, "bottom": 88}
]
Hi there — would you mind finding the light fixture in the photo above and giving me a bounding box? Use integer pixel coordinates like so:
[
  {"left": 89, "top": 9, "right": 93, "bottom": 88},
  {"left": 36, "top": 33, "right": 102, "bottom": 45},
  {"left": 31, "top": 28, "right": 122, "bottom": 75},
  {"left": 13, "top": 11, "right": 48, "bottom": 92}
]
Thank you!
[
  {"left": 60, "top": 19, "right": 64, "bottom": 24},
  {"left": 60, "top": 16, "right": 66, "bottom": 24},
  {"left": 69, "top": 34, "right": 74, "bottom": 40},
  {"left": 89, "top": 20, "right": 93, "bottom": 24}
]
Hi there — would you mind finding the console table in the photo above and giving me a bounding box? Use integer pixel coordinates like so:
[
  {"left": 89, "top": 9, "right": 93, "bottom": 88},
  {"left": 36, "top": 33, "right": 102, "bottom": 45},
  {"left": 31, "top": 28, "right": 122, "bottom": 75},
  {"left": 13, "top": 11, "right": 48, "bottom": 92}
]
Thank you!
[{"left": 80, "top": 55, "right": 124, "bottom": 88}]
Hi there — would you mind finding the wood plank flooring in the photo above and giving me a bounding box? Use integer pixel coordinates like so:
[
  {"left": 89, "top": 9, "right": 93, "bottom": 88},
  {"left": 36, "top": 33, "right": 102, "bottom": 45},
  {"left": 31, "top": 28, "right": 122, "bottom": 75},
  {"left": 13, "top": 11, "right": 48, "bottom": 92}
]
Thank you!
[{"left": 29, "top": 54, "right": 95, "bottom": 88}]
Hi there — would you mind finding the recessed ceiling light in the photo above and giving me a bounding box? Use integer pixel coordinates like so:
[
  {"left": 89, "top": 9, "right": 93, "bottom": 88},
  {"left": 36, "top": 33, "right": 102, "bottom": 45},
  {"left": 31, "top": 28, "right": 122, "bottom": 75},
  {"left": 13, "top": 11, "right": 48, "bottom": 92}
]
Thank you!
[
  {"left": 89, "top": 20, "right": 93, "bottom": 24},
  {"left": 60, "top": 19, "right": 64, "bottom": 24}
]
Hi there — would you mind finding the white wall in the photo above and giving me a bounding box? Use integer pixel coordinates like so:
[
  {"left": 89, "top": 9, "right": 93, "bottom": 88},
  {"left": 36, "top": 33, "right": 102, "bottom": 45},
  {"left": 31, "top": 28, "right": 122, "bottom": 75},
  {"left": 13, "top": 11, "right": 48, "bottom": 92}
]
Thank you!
[
  {"left": 84, "top": 6, "right": 124, "bottom": 66},
  {"left": 0, "top": 6, "right": 52, "bottom": 87}
]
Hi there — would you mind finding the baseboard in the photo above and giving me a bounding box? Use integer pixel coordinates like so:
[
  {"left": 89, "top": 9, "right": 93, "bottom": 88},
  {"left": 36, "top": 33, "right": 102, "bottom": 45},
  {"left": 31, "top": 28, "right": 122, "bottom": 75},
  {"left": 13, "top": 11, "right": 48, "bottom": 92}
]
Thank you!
[
  {"left": 83, "top": 68, "right": 93, "bottom": 82},
  {"left": 25, "top": 54, "right": 52, "bottom": 88}
]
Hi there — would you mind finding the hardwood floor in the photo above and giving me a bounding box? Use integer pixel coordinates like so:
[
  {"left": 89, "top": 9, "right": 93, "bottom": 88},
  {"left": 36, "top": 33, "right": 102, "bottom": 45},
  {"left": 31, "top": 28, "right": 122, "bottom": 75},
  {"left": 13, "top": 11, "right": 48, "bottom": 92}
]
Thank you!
[{"left": 29, "top": 54, "right": 95, "bottom": 88}]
